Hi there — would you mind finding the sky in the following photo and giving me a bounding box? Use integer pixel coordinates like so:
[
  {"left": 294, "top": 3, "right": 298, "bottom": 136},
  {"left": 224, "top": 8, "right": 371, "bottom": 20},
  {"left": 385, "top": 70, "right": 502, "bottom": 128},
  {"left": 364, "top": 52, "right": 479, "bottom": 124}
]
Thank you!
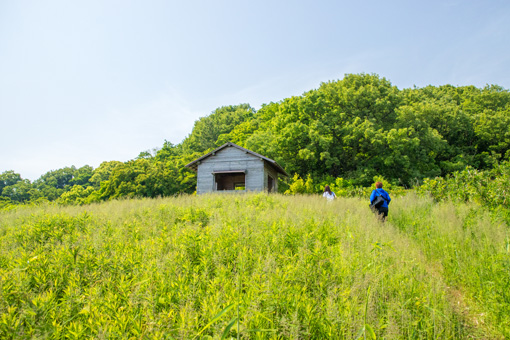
[{"left": 1, "top": 0, "right": 509, "bottom": 180}]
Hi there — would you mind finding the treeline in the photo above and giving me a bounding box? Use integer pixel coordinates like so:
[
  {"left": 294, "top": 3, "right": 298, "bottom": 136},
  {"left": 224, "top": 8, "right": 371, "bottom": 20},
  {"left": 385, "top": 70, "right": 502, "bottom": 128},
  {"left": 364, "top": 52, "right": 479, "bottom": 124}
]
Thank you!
[{"left": 1, "top": 73, "right": 509, "bottom": 206}]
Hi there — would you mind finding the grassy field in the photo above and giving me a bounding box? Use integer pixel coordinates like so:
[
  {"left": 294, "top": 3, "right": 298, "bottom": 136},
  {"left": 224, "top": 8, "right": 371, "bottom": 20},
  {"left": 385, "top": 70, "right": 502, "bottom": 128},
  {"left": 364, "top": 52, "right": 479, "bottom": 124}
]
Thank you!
[{"left": 0, "top": 193, "right": 509, "bottom": 339}]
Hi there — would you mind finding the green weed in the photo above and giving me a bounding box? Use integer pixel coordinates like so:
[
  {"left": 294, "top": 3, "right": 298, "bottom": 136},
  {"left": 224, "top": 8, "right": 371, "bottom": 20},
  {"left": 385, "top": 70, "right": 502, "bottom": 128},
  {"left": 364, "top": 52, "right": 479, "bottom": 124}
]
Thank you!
[{"left": 0, "top": 193, "right": 507, "bottom": 338}]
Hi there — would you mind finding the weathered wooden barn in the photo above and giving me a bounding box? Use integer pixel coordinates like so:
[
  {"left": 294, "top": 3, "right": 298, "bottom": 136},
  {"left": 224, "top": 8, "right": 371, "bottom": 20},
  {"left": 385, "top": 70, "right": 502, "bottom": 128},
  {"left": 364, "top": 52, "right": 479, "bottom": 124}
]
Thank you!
[{"left": 185, "top": 142, "right": 288, "bottom": 194}]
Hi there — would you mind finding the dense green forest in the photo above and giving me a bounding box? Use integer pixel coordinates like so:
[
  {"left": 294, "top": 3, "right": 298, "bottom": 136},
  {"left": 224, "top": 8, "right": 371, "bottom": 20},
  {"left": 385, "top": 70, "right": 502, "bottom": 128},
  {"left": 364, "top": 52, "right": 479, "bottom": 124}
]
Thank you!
[{"left": 1, "top": 73, "right": 509, "bottom": 207}]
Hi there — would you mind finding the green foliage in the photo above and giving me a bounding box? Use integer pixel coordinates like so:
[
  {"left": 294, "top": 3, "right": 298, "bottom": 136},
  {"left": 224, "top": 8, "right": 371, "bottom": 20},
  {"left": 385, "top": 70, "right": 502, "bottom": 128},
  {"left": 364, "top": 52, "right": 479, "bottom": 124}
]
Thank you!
[
  {"left": 182, "top": 104, "right": 255, "bottom": 153},
  {"left": 0, "top": 170, "right": 22, "bottom": 193},
  {"left": 390, "top": 194, "right": 510, "bottom": 338},
  {"left": 285, "top": 173, "right": 315, "bottom": 194},
  {"left": 32, "top": 166, "right": 94, "bottom": 201},
  {"left": 35, "top": 167, "right": 76, "bottom": 190},
  {"left": 0, "top": 196, "right": 15, "bottom": 210},
  {"left": 2, "top": 74, "right": 509, "bottom": 338},
  {"left": 68, "top": 165, "right": 94, "bottom": 187},
  {"left": 417, "top": 161, "right": 510, "bottom": 213},
  {"left": 317, "top": 176, "right": 355, "bottom": 197},
  {"left": 2, "top": 74, "right": 510, "bottom": 204},
  {"left": 1, "top": 179, "right": 37, "bottom": 203},
  {"left": 1, "top": 194, "right": 508, "bottom": 338},
  {"left": 96, "top": 157, "right": 195, "bottom": 201},
  {"left": 88, "top": 161, "right": 123, "bottom": 189},
  {"left": 57, "top": 186, "right": 97, "bottom": 205},
  {"left": 238, "top": 74, "right": 509, "bottom": 186}
]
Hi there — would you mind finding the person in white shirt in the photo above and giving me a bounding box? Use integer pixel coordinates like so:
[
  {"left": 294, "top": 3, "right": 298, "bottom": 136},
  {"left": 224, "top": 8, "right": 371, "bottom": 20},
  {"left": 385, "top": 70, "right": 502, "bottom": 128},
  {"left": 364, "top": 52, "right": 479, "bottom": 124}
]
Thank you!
[{"left": 323, "top": 185, "right": 336, "bottom": 201}]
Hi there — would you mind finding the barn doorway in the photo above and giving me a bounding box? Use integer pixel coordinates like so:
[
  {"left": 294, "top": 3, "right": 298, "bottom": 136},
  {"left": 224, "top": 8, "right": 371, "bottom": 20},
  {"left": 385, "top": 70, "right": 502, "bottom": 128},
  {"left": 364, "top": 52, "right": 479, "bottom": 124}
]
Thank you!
[
  {"left": 213, "top": 171, "right": 246, "bottom": 191},
  {"left": 268, "top": 175, "right": 274, "bottom": 193}
]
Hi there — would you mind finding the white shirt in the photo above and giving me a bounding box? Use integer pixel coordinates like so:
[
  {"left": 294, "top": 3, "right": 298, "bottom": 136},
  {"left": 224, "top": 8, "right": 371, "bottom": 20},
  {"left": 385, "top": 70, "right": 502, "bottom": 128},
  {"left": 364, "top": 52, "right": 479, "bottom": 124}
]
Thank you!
[{"left": 323, "top": 191, "right": 336, "bottom": 200}]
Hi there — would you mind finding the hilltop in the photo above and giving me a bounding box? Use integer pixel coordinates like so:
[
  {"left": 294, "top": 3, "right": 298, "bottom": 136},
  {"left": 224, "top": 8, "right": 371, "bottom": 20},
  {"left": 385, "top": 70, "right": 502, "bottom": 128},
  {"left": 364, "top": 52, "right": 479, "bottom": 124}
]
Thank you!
[
  {"left": 0, "top": 193, "right": 508, "bottom": 338},
  {"left": 1, "top": 73, "right": 509, "bottom": 205}
]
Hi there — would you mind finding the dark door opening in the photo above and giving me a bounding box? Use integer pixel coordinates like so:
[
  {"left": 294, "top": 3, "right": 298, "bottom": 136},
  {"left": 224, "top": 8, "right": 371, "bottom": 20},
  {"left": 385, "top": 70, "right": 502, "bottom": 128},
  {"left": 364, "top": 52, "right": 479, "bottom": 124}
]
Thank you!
[{"left": 268, "top": 175, "right": 274, "bottom": 193}]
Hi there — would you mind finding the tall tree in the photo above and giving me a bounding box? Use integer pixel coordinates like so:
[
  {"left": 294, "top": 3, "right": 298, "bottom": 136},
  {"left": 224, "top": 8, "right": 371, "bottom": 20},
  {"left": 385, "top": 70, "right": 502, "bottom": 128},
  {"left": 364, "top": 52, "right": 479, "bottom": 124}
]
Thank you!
[
  {"left": 0, "top": 170, "right": 23, "bottom": 193},
  {"left": 181, "top": 104, "right": 255, "bottom": 153}
]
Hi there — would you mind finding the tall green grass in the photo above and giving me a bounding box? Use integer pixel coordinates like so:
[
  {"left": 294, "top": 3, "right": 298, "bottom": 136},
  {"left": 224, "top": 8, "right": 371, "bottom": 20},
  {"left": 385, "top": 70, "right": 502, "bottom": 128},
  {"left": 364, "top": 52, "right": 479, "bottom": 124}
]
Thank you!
[{"left": 0, "top": 193, "right": 508, "bottom": 339}]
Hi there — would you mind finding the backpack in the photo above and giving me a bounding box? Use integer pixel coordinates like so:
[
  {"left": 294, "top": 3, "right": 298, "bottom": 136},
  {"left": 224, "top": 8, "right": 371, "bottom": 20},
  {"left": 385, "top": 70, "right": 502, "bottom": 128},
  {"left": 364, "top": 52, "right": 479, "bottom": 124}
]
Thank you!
[{"left": 370, "top": 192, "right": 386, "bottom": 209}]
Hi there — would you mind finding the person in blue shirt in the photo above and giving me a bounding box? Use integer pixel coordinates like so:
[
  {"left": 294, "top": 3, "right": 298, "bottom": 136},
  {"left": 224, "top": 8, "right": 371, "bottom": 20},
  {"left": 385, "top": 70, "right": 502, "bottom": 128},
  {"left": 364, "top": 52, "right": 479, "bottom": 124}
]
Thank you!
[{"left": 369, "top": 181, "right": 391, "bottom": 221}]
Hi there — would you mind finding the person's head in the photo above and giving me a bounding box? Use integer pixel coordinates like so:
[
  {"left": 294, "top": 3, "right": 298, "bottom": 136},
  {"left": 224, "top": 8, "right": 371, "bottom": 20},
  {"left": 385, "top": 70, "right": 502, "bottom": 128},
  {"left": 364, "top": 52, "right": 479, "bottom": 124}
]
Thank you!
[
  {"left": 375, "top": 182, "right": 383, "bottom": 189},
  {"left": 324, "top": 185, "right": 332, "bottom": 194}
]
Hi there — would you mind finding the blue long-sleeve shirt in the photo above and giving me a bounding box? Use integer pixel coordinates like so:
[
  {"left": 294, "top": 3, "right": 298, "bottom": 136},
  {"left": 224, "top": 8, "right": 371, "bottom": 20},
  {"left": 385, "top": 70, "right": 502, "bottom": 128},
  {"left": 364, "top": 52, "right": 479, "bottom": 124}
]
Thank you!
[{"left": 370, "top": 188, "right": 391, "bottom": 208}]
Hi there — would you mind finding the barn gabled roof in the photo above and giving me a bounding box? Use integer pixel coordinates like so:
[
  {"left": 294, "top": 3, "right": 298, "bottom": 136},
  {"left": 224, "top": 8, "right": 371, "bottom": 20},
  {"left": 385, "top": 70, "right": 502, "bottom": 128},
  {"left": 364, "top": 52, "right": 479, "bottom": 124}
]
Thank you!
[{"left": 185, "top": 142, "right": 289, "bottom": 177}]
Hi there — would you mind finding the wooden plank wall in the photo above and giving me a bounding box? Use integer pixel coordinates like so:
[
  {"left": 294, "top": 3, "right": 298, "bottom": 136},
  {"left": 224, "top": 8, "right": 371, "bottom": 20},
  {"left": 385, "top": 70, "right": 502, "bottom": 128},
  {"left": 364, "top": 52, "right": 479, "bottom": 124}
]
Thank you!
[
  {"left": 196, "top": 146, "right": 265, "bottom": 194},
  {"left": 264, "top": 163, "right": 279, "bottom": 193}
]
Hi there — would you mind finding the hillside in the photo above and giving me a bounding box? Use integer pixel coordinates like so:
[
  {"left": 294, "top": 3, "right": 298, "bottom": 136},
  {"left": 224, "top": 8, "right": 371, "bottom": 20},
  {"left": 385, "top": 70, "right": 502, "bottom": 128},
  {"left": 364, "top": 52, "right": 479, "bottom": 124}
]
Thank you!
[
  {"left": 1, "top": 73, "right": 510, "bottom": 205},
  {"left": 0, "top": 193, "right": 509, "bottom": 338}
]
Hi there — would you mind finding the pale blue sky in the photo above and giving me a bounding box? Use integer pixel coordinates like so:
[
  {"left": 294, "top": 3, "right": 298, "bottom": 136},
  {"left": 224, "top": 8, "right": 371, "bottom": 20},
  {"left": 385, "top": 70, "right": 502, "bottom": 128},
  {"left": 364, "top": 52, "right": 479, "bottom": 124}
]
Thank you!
[{"left": 1, "top": 0, "right": 509, "bottom": 180}]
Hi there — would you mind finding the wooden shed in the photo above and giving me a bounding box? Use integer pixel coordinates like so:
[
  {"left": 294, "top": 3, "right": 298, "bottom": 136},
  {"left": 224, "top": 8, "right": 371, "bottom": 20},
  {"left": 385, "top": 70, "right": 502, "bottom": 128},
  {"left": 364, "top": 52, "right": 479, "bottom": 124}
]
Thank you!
[{"left": 185, "top": 142, "right": 288, "bottom": 194}]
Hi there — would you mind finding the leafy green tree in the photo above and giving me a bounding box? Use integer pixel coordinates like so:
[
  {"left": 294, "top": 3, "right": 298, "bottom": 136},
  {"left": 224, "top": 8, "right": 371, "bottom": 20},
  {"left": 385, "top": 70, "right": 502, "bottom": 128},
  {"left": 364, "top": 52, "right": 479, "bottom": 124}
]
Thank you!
[
  {"left": 96, "top": 157, "right": 194, "bottom": 200},
  {"left": 154, "top": 140, "right": 179, "bottom": 161},
  {"left": 0, "top": 170, "right": 23, "bottom": 193},
  {"left": 33, "top": 167, "right": 75, "bottom": 201},
  {"left": 5, "top": 73, "right": 510, "bottom": 203},
  {"left": 136, "top": 150, "right": 155, "bottom": 160},
  {"left": 69, "top": 165, "right": 94, "bottom": 186},
  {"left": 89, "top": 161, "right": 123, "bottom": 189},
  {"left": 243, "top": 74, "right": 403, "bottom": 184},
  {"left": 285, "top": 174, "right": 315, "bottom": 194},
  {"left": 182, "top": 104, "right": 255, "bottom": 153},
  {"left": 57, "top": 185, "right": 96, "bottom": 205},
  {"left": 1, "top": 179, "right": 37, "bottom": 203}
]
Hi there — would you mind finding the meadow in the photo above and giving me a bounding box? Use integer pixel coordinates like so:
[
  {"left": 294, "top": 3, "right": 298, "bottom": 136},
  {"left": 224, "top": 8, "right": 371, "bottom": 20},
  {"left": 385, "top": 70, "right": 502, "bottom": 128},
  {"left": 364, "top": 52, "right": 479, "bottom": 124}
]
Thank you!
[{"left": 0, "top": 193, "right": 509, "bottom": 339}]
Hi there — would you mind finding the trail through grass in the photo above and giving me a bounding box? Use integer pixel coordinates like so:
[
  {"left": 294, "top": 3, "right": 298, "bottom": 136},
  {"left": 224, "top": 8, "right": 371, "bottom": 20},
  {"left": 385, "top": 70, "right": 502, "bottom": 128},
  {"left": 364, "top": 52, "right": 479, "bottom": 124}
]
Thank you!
[{"left": 0, "top": 193, "right": 508, "bottom": 339}]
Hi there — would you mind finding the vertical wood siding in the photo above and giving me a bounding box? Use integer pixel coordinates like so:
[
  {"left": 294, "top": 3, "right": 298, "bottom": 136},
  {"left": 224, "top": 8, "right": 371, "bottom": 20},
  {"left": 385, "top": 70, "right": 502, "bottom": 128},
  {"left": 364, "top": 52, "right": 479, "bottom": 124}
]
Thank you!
[
  {"left": 264, "top": 163, "right": 279, "bottom": 192},
  {"left": 196, "top": 146, "right": 266, "bottom": 194}
]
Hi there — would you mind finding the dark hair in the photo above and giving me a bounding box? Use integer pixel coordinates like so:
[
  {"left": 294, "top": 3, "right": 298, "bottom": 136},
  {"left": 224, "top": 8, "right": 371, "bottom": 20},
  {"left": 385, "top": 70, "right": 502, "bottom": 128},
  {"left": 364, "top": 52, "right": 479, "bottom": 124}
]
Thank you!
[
  {"left": 324, "top": 185, "right": 332, "bottom": 194},
  {"left": 375, "top": 182, "right": 383, "bottom": 189}
]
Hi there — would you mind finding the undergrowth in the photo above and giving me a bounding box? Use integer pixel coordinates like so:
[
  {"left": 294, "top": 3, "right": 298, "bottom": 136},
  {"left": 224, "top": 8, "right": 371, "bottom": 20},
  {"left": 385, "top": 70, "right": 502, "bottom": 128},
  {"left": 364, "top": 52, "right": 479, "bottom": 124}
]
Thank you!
[{"left": 0, "top": 193, "right": 508, "bottom": 339}]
